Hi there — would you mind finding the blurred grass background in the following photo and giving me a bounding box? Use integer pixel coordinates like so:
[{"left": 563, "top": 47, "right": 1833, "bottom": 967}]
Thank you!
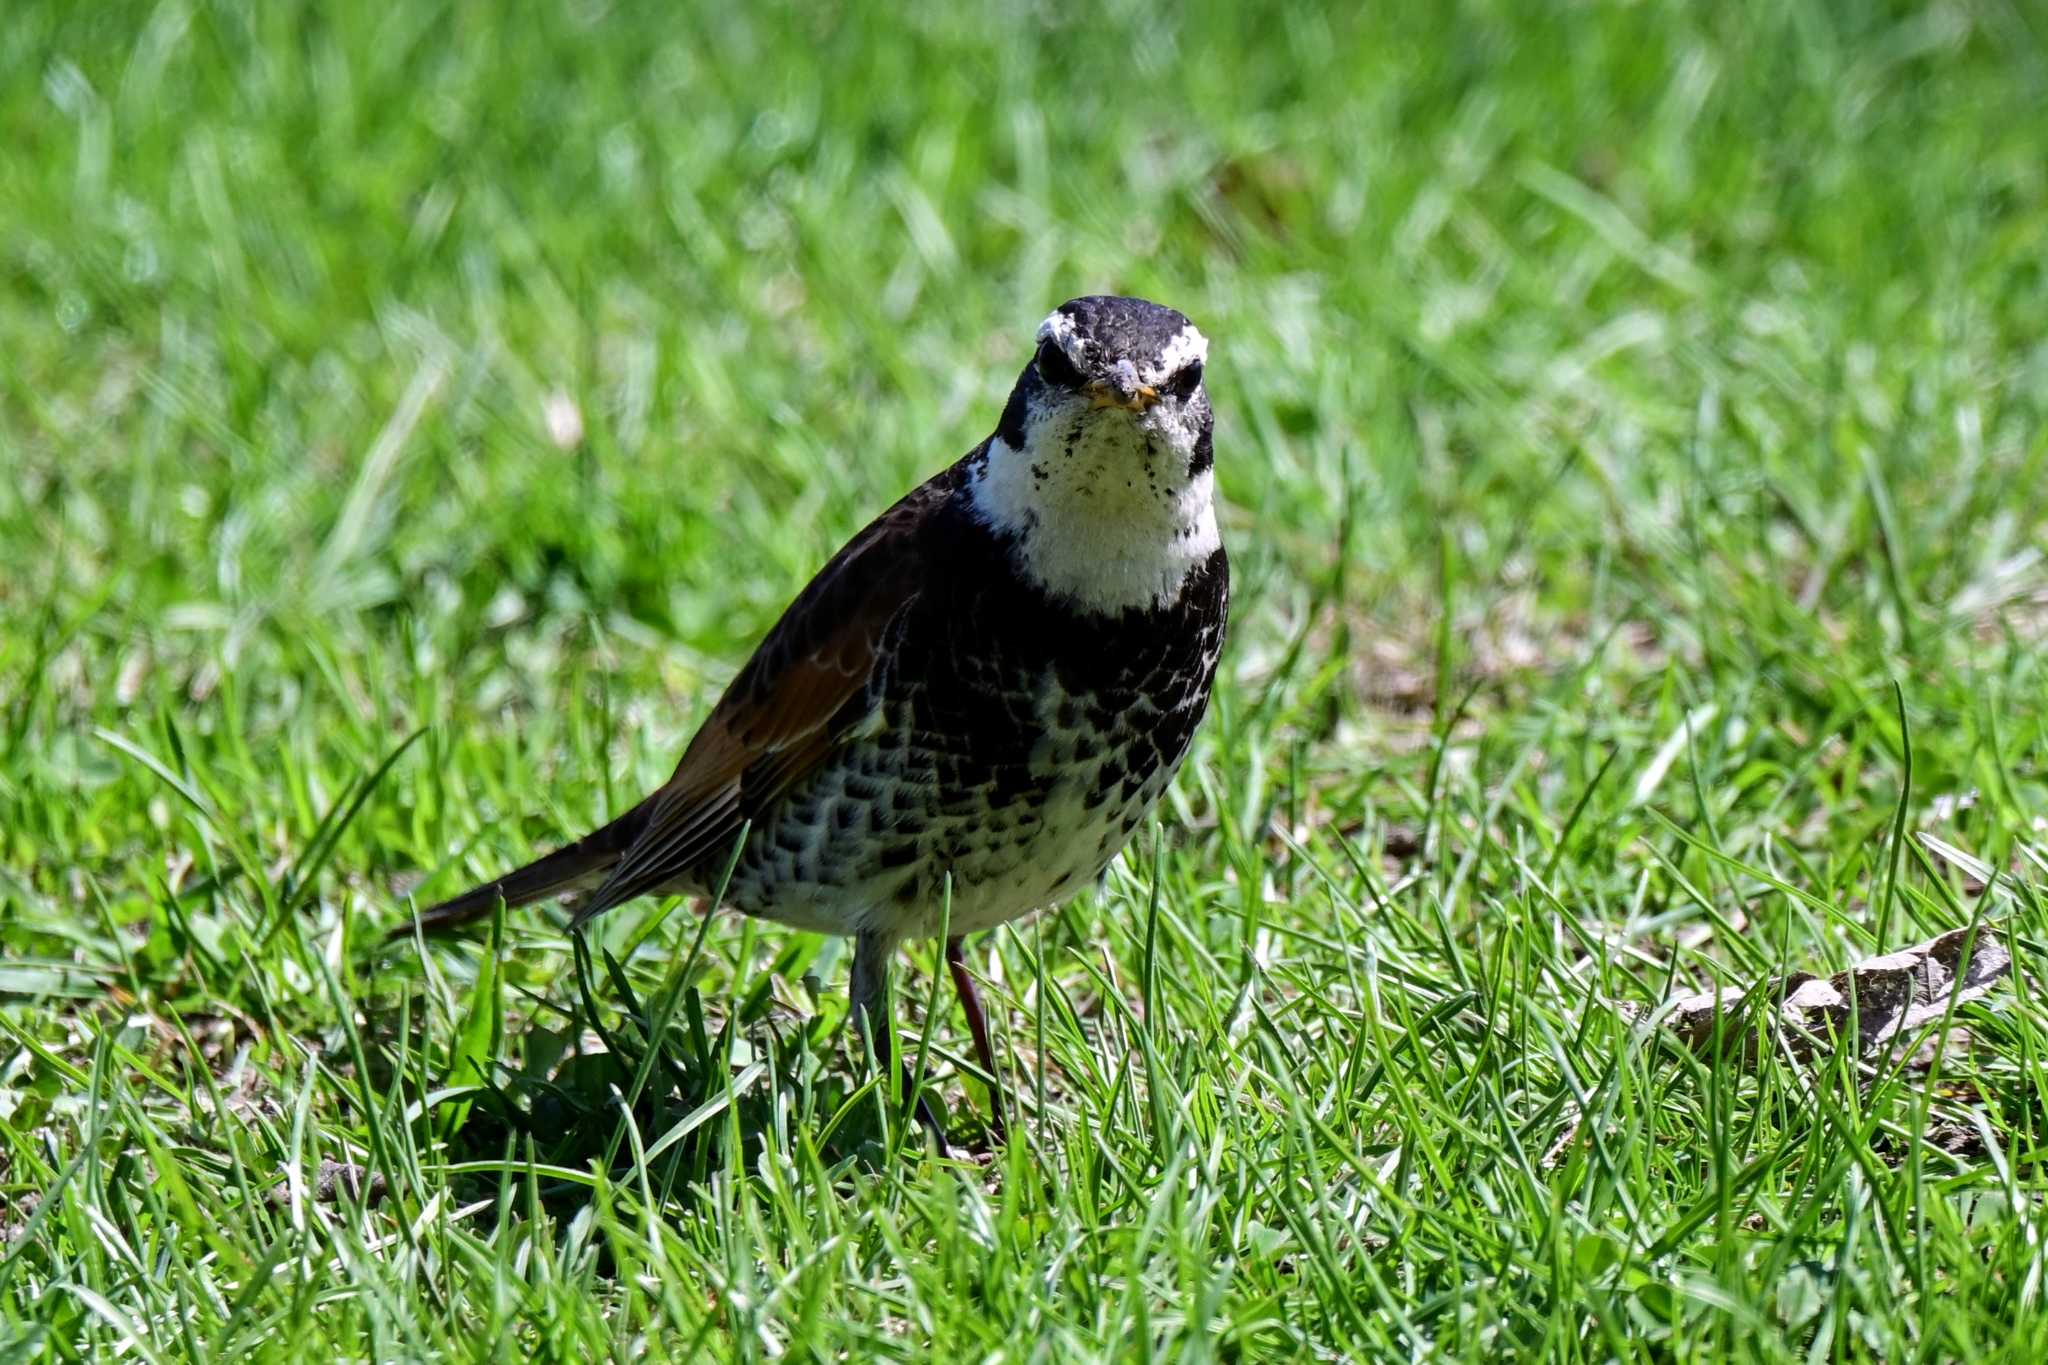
[{"left": 4, "top": 0, "right": 2048, "bottom": 1358}]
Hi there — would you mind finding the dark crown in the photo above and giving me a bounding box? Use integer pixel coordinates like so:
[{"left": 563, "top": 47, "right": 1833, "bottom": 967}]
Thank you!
[{"left": 1050, "top": 296, "right": 1193, "bottom": 364}]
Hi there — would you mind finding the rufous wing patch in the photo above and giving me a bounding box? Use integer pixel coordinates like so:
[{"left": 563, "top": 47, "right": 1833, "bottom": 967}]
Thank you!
[{"left": 569, "top": 469, "right": 956, "bottom": 923}]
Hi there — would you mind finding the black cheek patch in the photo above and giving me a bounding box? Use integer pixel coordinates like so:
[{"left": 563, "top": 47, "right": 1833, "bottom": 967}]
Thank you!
[
  {"left": 1189, "top": 419, "right": 1214, "bottom": 475},
  {"left": 995, "top": 373, "right": 1032, "bottom": 450}
]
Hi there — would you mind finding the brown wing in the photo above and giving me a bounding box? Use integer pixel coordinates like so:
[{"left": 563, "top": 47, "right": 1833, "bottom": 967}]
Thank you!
[{"left": 567, "top": 464, "right": 960, "bottom": 925}]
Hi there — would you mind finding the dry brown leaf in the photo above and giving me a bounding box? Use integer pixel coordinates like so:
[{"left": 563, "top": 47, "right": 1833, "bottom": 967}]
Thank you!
[
  {"left": 265, "top": 1160, "right": 390, "bottom": 1208},
  {"left": 1661, "top": 924, "right": 2009, "bottom": 1063}
]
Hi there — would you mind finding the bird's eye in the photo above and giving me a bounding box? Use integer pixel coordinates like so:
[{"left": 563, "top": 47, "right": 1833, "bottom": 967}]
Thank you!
[
  {"left": 1162, "top": 359, "right": 1204, "bottom": 399},
  {"left": 1035, "top": 339, "right": 1084, "bottom": 389}
]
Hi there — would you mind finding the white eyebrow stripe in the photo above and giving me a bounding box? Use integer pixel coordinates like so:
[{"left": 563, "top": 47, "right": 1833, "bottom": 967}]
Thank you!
[
  {"left": 1036, "top": 310, "right": 1082, "bottom": 354},
  {"left": 1149, "top": 323, "right": 1208, "bottom": 383}
]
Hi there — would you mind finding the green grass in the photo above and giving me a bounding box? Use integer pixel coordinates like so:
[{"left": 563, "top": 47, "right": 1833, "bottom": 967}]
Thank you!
[{"left": 5, "top": 0, "right": 2048, "bottom": 1357}]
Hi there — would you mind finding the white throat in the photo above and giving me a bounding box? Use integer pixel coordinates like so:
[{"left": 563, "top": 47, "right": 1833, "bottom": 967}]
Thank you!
[{"left": 967, "top": 416, "right": 1220, "bottom": 616}]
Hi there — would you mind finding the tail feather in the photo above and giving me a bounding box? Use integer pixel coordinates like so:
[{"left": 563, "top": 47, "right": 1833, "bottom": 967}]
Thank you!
[{"left": 395, "top": 799, "right": 655, "bottom": 939}]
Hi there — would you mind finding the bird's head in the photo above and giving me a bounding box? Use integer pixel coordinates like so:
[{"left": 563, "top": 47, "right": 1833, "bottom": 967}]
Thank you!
[
  {"left": 996, "top": 295, "right": 1212, "bottom": 481},
  {"left": 969, "top": 296, "right": 1220, "bottom": 615}
]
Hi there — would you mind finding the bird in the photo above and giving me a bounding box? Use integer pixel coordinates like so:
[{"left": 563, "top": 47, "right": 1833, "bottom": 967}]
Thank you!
[{"left": 405, "top": 295, "right": 1229, "bottom": 1142}]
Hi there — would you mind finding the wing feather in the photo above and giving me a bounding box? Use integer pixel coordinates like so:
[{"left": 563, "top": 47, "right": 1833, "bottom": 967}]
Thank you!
[{"left": 568, "top": 466, "right": 959, "bottom": 924}]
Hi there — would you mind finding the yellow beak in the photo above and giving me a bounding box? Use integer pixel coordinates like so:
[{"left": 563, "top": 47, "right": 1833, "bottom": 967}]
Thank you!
[{"left": 1086, "top": 381, "right": 1160, "bottom": 413}]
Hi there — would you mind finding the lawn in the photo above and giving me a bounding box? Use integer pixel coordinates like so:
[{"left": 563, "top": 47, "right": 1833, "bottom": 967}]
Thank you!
[{"left": 5, "top": 0, "right": 2048, "bottom": 1358}]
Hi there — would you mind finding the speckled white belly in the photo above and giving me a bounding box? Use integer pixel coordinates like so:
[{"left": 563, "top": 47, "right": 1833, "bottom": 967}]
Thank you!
[{"left": 716, "top": 677, "right": 1184, "bottom": 941}]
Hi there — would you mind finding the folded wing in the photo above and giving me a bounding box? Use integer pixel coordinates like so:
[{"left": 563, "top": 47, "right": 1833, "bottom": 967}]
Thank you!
[{"left": 564, "top": 470, "right": 953, "bottom": 925}]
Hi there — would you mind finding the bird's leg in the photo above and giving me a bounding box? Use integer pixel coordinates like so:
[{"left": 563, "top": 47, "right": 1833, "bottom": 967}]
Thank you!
[
  {"left": 849, "top": 929, "right": 945, "bottom": 1146},
  {"left": 945, "top": 935, "right": 1007, "bottom": 1141}
]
